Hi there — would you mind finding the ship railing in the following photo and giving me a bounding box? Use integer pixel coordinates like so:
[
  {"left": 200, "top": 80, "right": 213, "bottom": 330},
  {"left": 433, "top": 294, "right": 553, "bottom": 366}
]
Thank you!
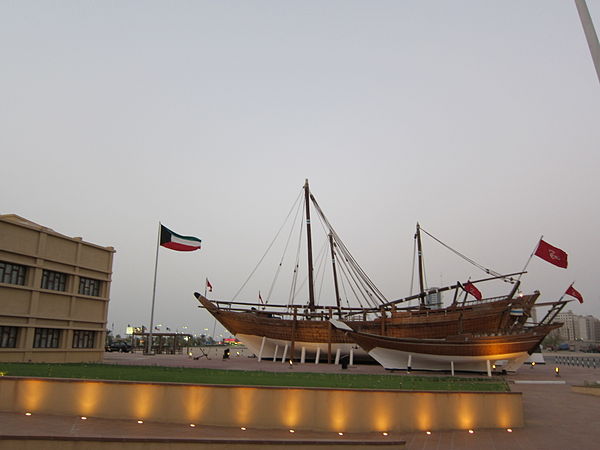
[{"left": 209, "top": 300, "right": 382, "bottom": 321}]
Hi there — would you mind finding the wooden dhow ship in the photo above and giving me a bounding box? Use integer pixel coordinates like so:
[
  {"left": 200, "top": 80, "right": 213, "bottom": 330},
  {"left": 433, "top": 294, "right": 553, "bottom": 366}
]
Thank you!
[
  {"left": 196, "top": 180, "right": 542, "bottom": 363},
  {"left": 330, "top": 318, "right": 563, "bottom": 373}
]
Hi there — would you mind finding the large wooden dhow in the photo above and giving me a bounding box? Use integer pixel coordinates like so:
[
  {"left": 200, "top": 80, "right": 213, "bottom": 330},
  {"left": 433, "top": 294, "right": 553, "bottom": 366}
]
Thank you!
[
  {"left": 196, "top": 180, "right": 540, "bottom": 362},
  {"left": 330, "top": 319, "right": 562, "bottom": 373},
  {"left": 195, "top": 289, "right": 539, "bottom": 362}
]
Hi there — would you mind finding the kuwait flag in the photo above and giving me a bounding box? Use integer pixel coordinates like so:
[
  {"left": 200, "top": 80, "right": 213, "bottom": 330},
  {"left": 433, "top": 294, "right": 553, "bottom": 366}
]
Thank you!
[{"left": 160, "top": 225, "right": 202, "bottom": 252}]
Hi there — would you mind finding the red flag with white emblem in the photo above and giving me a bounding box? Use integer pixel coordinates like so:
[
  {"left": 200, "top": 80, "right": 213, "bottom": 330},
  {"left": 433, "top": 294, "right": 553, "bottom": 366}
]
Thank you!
[
  {"left": 534, "top": 239, "right": 568, "bottom": 269},
  {"left": 565, "top": 284, "right": 583, "bottom": 304}
]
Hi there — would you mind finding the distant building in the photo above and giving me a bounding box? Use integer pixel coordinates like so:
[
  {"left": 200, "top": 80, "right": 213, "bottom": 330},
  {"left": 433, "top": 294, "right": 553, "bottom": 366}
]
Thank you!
[
  {"left": 425, "top": 288, "right": 442, "bottom": 309},
  {"left": 551, "top": 310, "right": 600, "bottom": 347},
  {"left": 0, "top": 214, "right": 115, "bottom": 362}
]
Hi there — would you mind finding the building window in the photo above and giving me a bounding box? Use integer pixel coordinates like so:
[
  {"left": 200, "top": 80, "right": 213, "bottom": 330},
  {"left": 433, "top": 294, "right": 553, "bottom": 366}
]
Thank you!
[
  {"left": 33, "top": 328, "right": 61, "bottom": 348},
  {"left": 73, "top": 330, "right": 96, "bottom": 348},
  {"left": 78, "top": 277, "right": 102, "bottom": 297},
  {"left": 41, "top": 270, "right": 67, "bottom": 292},
  {"left": 0, "top": 261, "right": 27, "bottom": 286},
  {"left": 0, "top": 326, "right": 18, "bottom": 348}
]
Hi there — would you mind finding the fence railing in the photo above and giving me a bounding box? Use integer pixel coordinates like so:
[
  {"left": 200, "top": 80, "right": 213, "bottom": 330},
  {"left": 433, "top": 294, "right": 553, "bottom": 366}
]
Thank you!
[{"left": 551, "top": 355, "right": 600, "bottom": 368}]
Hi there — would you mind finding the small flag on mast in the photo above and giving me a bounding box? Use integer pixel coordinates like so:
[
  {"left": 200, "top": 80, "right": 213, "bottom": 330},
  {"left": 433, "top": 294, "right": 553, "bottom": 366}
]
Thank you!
[
  {"left": 565, "top": 284, "right": 584, "bottom": 304},
  {"left": 463, "top": 281, "right": 482, "bottom": 300},
  {"left": 160, "top": 224, "right": 202, "bottom": 252},
  {"left": 534, "top": 239, "right": 568, "bottom": 268},
  {"left": 206, "top": 279, "right": 213, "bottom": 292}
]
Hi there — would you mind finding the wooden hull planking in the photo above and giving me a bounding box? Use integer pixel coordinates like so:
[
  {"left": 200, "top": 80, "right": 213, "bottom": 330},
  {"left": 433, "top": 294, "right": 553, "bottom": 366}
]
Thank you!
[
  {"left": 342, "top": 324, "right": 560, "bottom": 373},
  {"left": 196, "top": 293, "right": 540, "bottom": 362}
]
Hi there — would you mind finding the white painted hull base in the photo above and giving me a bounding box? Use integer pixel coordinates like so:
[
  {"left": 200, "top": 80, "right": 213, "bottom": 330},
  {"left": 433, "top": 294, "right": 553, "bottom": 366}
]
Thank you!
[
  {"left": 237, "top": 333, "right": 368, "bottom": 362},
  {"left": 369, "top": 346, "right": 531, "bottom": 373}
]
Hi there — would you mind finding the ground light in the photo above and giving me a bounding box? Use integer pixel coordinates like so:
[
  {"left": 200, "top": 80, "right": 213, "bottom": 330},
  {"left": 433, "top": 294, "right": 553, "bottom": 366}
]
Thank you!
[
  {"left": 382, "top": 432, "right": 389, "bottom": 436},
  {"left": 289, "top": 429, "right": 295, "bottom": 433},
  {"left": 241, "top": 427, "right": 247, "bottom": 431},
  {"left": 338, "top": 432, "right": 344, "bottom": 436},
  {"left": 555, "top": 367, "right": 560, "bottom": 377},
  {"left": 189, "top": 424, "right": 196, "bottom": 428},
  {"left": 426, "top": 431, "right": 431, "bottom": 435},
  {"left": 81, "top": 416, "right": 87, "bottom": 420},
  {"left": 507, "top": 428, "right": 513, "bottom": 433},
  {"left": 468, "top": 429, "right": 474, "bottom": 434},
  {"left": 25, "top": 412, "right": 32, "bottom": 416},
  {"left": 137, "top": 420, "right": 144, "bottom": 424}
]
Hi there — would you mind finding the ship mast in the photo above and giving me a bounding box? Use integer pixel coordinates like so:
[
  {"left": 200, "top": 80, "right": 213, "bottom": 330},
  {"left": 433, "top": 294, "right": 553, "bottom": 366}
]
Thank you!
[
  {"left": 304, "top": 179, "right": 316, "bottom": 311},
  {"left": 416, "top": 223, "right": 426, "bottom": 306},
  {"left": 329, "top": 233, "right": 342, "bottom": 318}
]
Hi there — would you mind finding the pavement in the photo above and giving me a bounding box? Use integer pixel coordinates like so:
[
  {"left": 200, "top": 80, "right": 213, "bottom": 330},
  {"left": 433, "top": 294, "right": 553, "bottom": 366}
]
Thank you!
[{"left": 1, "top": 351, "right": 599, "bottom": 449}]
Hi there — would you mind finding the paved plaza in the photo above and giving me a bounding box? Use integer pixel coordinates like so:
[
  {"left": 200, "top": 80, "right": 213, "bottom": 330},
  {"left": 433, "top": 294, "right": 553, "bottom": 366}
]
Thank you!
[{"left": 1, "top": 352, "right": 599, "bottom": 449}]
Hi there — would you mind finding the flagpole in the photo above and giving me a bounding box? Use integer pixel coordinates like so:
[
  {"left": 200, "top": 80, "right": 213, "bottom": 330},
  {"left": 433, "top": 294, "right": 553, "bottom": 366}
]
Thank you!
[
  {"left": 517, "top": 235, "right": 543, "bottom": 281},
  {"left": 147, "top": 221, "right": 161, "bottom": 355},
  {"left": 557, "top": 283, "right": 573, "bottom": 303}
]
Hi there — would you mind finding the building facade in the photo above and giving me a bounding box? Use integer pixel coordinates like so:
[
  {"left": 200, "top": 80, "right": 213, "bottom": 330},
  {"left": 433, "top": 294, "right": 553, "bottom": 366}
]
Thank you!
[
  {"left": 551, "top": 309, "right": 600, "bottom": 349},
  {"left": 0, "top": 214, "right": 115, "bottom": 362}
]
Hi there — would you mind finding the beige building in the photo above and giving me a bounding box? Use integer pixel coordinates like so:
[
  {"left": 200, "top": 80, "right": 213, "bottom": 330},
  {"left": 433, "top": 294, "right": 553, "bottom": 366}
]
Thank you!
[
  {"left": 550, "top": 309, "right": 600, "bottom": 349},
  {"left": 0, "top": 214, "right": 115, "bottom": 362}
]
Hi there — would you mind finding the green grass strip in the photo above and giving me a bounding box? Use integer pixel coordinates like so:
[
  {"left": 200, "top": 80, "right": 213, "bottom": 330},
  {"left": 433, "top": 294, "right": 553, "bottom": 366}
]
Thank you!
[{"left": 0, "top": 363, "right": 509, "bottom": 392}]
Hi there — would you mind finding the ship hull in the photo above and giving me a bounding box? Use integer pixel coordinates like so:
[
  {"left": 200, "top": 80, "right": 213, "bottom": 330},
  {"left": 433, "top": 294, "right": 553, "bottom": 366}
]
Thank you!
[
  {"left": 340, "top": 323, "right": 560, "bottom": 373},
  {"left": 195, "top": 293, "right": 539, "bottom": 362}
]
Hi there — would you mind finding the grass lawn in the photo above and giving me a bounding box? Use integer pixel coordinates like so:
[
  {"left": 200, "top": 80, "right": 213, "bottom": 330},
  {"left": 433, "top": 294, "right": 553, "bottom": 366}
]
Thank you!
[{"left": 0, "top": 363, "right": 509, "bottom": 391}]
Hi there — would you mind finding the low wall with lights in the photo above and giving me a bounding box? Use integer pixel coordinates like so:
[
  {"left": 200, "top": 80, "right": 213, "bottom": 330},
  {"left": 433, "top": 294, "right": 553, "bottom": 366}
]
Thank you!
[{"left": 0, "top": 377, "right": 522, "bottom": 432}]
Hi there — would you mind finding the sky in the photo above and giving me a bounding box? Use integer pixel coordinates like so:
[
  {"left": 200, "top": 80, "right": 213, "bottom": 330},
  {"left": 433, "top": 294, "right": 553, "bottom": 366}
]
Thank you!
[{"left": 1, "top": 1, "right": 599, "bottom": 338}]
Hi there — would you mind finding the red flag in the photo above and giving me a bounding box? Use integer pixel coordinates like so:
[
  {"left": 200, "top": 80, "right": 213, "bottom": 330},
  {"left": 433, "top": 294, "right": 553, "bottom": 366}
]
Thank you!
[
  {"left": 534, "top": 239, "right": 568, "bottom": 268},
  {"left": 565, "top": 284, "right": 584, "bottom": 304},
  {"left": 463, "top": 282, "right": 482, "bottom": 300},
  {"left": 206, "top": 279, "right": 213, "bottom": 292}
]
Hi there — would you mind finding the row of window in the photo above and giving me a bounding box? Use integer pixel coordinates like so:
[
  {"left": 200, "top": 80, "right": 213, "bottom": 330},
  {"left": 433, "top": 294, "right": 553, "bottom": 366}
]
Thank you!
[
  {"left": 0, "top": 326, "right": 97, "bottom": 349},
  {"left": 0, "top": 261, "right": 102, "bottom": 296}
]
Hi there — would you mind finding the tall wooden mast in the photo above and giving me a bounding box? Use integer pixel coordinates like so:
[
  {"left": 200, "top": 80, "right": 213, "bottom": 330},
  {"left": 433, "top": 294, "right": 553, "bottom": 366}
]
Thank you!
[
  {"left": 416, "top": 223, "right": 426, "bottom": 306},
  {"left": 304, "top": 179, "right": 316, "bottom": 311},
  {"left": 329, "top": 233, "right": 342, "bottom": 318}
]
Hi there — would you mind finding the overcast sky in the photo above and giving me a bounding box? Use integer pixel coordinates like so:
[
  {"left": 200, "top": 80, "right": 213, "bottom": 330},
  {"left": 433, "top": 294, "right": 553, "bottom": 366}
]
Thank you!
[{"left": 1, "top": 1, "right": 599, "bottom": 337}]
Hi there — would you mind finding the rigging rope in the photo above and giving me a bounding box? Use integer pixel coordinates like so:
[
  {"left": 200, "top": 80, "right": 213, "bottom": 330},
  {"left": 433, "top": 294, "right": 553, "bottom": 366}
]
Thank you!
[
  {"left": 409, "top": 237, "right": 416, "bottom": 296},
  {"left": 291, "top": 237, "right": 328, "bottom": 305},
  {"left": 336, "top": 255, "right": 367, "bottom": 308},
  {"left": 266, "top": 196, "right": 305, "bottom": 303},
  {"left": 310, "top": 193, "right": 388, "bottom": 304},
  {"left": 419, "top": 226, "right": 509, "bottom": 280},
  {"left": 233, "top": 189, "right": 304, "bottom": 301},
  {"left": 287, "top": 198, "right": 306, "bottom": 306}
]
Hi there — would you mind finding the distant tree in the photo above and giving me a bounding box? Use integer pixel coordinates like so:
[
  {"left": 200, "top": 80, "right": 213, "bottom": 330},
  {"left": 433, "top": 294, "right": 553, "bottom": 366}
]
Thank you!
[{"left": 543, "top": 331, "right": 563, "bottom": 349}]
